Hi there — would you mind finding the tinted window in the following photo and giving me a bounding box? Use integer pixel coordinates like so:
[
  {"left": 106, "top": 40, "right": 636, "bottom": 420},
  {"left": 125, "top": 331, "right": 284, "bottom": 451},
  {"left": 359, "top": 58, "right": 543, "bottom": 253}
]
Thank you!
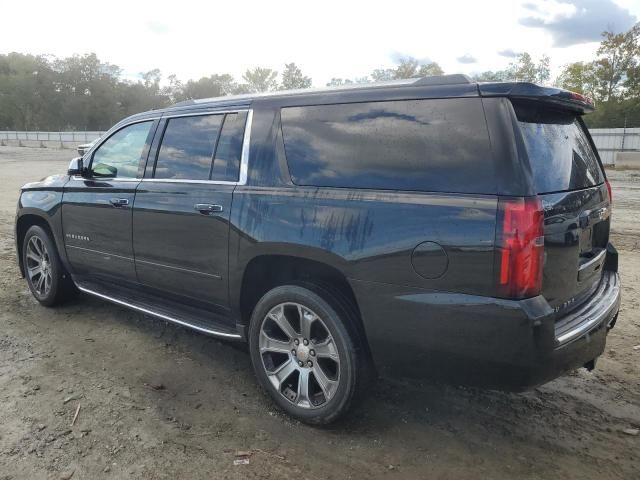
[
  {"left": 91, "top": 121, "right": 152, "bottom": 178},
  {"left": 154, "top": 115, "right": 223, "bottom": 180},
  {"left": 281, "top": 98, "right": 493, "bottom": 193},
  {"left": 211, "top": 112, "right": 247, "bottom": 182},
  {"left": 514, "top": 102, "right": 604, "bottom": 193}
]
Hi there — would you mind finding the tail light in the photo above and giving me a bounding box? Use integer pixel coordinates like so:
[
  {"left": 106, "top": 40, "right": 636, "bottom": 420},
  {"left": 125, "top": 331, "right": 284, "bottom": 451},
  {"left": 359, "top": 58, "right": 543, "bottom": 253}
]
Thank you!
[
  {"left": 495, "top": 197, "right": 544, "bottom": 299},
  {"left": 605, "top": 179, "right": 613, "bottom": 205}
]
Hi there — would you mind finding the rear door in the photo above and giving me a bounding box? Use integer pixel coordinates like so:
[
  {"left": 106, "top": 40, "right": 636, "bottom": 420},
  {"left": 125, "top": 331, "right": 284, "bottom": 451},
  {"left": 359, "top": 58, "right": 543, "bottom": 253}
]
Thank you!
[
  {"left": 62, "top": 120, "right": 155, "bottom": 282},
  {"left": 132, "top": 110, "right": 248, "bottom": 309},
  {"left": 513, "top": 101, "right": 610, "bottom": 315}
]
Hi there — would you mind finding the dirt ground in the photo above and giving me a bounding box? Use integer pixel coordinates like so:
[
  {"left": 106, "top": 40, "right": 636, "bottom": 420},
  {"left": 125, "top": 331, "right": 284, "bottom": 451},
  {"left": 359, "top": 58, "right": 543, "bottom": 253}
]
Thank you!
[{"left": 0, "top": 146, "right": 638, "bottom": 480}]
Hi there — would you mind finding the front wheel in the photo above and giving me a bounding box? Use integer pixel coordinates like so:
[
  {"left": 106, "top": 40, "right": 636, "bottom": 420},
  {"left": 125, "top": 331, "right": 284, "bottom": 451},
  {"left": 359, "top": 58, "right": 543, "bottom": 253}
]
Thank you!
[
  {"left": 249, "top": 284, "right": 365, "bottom": 425},
  {"left": 22, "top": 225, "right": 74, "bottom": 307}
]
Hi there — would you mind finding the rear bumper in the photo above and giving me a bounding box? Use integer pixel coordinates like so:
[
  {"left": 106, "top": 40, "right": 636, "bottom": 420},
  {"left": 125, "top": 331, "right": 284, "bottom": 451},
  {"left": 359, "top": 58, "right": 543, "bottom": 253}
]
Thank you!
[{"left": 351, "top": 269, "right": 621, "bottom": 389}]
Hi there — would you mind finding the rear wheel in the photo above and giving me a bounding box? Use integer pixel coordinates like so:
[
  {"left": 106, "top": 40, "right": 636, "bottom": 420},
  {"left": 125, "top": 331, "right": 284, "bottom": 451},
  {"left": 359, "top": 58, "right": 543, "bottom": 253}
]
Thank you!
[
  {"left": 22, "top": 225, "right": 73, "bottom": 307},
  {"left": 249, "top": 284, "right": 364, "bottom": 424}
]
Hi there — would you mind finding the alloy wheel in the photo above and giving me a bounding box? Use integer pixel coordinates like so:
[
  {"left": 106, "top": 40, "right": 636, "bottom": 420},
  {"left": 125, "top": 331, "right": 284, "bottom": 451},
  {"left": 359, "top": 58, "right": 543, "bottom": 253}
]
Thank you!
[
  {"left": 259, "top": 302, "right": 341, "bottom": 409},
  {"left": 25, "top": 235, "right": 53, "bottom": 297}
]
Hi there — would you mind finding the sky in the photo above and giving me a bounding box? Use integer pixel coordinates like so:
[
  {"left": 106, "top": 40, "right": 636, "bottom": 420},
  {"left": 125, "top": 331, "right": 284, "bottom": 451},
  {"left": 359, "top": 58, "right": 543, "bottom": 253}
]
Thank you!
[{"left": 3, "top": 0, "right": 640, "bottom": 86}]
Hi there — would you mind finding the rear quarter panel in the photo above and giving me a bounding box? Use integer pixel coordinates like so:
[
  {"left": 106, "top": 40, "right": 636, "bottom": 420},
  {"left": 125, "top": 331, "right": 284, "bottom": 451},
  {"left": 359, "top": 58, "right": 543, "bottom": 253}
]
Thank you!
[{"left": 228, "top": 100, "right": 500, "bottom": 375}]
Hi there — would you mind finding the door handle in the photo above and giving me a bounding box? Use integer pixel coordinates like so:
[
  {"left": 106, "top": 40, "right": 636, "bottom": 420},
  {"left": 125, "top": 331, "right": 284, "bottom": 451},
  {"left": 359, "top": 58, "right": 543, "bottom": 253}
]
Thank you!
[
  {"left": 109, "top": 198, "right": 129, "bottom": 207},
  {"left": 194, "top": 203, "right": 223, "bottom": 214}
]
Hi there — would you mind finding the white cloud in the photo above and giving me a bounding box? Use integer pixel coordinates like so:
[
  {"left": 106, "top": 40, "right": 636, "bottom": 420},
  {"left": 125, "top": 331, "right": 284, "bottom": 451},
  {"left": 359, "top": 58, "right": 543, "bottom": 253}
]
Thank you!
[{"left": 4, "top": 0, "right": 639, "bottom": 87}]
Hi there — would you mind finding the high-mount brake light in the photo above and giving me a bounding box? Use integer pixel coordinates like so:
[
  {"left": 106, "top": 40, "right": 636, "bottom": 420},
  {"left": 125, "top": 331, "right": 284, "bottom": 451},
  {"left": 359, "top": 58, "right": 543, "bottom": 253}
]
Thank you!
[
  {"left": 568, "top": 91, "right": 593, "bottom": 105},
  {"left": 495, "top": 197, "right": 544, "bottom": 299}
]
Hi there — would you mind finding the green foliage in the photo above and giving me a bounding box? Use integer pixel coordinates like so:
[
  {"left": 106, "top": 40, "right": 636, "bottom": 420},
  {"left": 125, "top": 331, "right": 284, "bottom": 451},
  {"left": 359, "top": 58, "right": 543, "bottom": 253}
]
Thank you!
[
  {"left": 584, "top": 98, "right": 640, "bottom": 128},
  {"left": 280, "top": 63, "right": 312, "bottom": 90},
  {"left": 2, "top": 24, "right": 640, "bottom": 130},
  {"left": 0, "top": 52, "right": 169, "bottom": 130},
  {"left": 241, "top": 67, "right": 278, "bottom": 93},
  {"left": 176, "top": 74, "right": 237, "bottom": 102},
  {"left": 556, "top": 24, "right": 640, "bottom": 103},
  {"left": 369, "top": 57, "right": 444, "bottom": 82},
  {"left": 473, "top": 53, "right": 550, "bottom": 84},
  {"left": 472, "top": 70, "right": 508, "bottom": 82}
]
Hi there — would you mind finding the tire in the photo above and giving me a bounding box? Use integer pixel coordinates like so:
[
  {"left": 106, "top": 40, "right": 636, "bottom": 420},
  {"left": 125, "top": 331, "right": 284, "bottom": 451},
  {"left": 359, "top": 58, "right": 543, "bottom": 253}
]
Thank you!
[
  {"left": 22, "top": 225, "right": 74, "bottom": 307},
  {"left": 249, "top": 284, "right": 366, "bottom": 425}
]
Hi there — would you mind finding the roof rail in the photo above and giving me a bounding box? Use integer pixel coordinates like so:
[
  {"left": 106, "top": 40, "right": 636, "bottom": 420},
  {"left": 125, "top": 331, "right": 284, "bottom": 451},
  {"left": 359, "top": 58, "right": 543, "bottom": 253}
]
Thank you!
[
  {"left": 413, "top": 74, "right": 472, "bottom": 86},
  {"left": 165, "top": 74, "right": 474, "bottom": 109},
  {"left": 173, "top": 99, "right": 197, "bottom": 107}
]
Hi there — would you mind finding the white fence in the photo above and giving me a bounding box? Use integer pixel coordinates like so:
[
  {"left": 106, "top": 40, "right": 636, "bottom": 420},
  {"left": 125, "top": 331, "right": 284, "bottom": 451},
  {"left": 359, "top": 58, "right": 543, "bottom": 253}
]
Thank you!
[
  {"left": 0, "top": 128, "right": 638, "bottom": 165},
  {"left": 590, "top": 128, "right": 640, "bottom": 166},
  {"left": 0, "top": 131, "right": 104, "bottom": 144}
]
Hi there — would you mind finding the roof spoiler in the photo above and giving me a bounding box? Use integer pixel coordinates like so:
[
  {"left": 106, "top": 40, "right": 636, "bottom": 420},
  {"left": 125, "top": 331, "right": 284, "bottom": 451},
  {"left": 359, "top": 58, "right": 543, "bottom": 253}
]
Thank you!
[{"left": 478, "top": 82, "right": 594, "bottom": 114}]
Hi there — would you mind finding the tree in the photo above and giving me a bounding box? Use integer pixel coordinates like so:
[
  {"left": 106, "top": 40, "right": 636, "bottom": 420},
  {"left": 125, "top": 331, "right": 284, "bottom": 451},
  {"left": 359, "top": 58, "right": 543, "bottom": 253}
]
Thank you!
[
  {"left": 418, "top": 62, "right": 444, "bottom": 77},
  {"left": 178, "top": 74, "right": 236, "bottom": 100},
  {"left": 507, "top": 53, "right": 537, "bottom": 82},
  {"left": 370, "top": 68, "right": 395, "bottom": 81},
  {"left": 592, "top": 25, "right": 640, "bottom": 101},
  {"left": 535, "top": 54, "right": 551, "bottom": 84},
  {"left": 280, "top": 63, "right": 312, "bottom": 90},
  {"left": 472, "top": 70, "right": 508, "bottom": 82},
  {"left": 394, "top": 58, "right": 420, "bottom": 79},
  {"left": 370, "top": 57, "right": 444, "bottom": 81},
  {"left": 326, "top": 78, "right": 354, "bottom": 86},
  {"left": 161, "top": 74, "right": 184, "bottom": 103},
  {"left": 140, "top": 69, "right": 161, "bottom": 92},
  {"left": 556, "top": 61, "right": 597, "bottom": 98},
  {"left": 241, "top": 67, "right": 278, "bottom": 93}
]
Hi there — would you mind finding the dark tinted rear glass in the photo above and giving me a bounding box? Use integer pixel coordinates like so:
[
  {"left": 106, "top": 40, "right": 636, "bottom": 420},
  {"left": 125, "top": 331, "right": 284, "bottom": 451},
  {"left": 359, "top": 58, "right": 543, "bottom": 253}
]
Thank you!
[
  {"left": 281, "top": 98, "right": 494, "bottom": 193},
  {"left": 211, "top": 111, "right": 247, "bottom": 182},
  {"left": 154, "top": 115, "right": 222, "bottom": 180},
  {"left": 514, "top": 101, "right": 604, "bottom": 194}
]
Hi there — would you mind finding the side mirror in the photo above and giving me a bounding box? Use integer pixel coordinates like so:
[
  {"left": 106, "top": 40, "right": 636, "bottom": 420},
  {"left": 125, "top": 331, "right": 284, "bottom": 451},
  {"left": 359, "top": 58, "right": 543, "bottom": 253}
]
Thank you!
[{"left": 67, "top": 157, "right": 85, "bottom": 176}]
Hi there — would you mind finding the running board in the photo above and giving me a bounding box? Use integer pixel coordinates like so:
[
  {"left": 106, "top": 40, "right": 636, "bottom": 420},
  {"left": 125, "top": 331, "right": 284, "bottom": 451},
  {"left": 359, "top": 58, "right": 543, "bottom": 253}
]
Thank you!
[{"left": 74, "top": 278, "right": 242, "bottom": 340}]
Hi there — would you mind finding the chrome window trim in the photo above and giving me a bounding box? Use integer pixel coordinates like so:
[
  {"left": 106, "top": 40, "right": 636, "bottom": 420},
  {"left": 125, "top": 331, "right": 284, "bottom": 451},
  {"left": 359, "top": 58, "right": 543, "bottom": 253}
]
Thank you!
[
  {"left": 74, "top": 108, "right": 252, "bottom": 186},
  {"left": 162, "top": 108, "right": 248, "bottom": 119},
  {"left": 238, "top": 109, "right": 253, "bottom": 185},
  {"left": 143, "top": 108, "right": 253, "bottom": 186},
  {"left": 84, "top": 117, "right": 160, "bottom": 160},
  {"left": 139, "top": 178, "right": 237, "bottom": 185},
  {"left": 71, "top": 176, "right": 140, "bottom": 182}
]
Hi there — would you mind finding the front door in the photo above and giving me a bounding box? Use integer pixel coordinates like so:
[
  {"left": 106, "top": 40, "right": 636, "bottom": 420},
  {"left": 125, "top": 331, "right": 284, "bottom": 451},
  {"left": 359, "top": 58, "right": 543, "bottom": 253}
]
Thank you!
[
  {"left": 132, "top": 111, "right": 248, "bottom": 309},
  {"left": 62, "top": 120, "right": 156, "bottom": 282}
]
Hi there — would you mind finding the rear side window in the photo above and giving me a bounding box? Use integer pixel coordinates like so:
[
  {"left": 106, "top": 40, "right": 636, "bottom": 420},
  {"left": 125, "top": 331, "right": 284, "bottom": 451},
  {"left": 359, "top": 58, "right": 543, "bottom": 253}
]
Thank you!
[
  {"left": 211, "top": 111, "right": 247, "bottom": 182},
  {"left": 154, "top": 115, "right": 223, "bottom": 180},
  {"left": 280, "top": 98, "right": 494, "bottom": 193},
  {"left": 514, "top": 102, "right": 604, "bottom": 193}
]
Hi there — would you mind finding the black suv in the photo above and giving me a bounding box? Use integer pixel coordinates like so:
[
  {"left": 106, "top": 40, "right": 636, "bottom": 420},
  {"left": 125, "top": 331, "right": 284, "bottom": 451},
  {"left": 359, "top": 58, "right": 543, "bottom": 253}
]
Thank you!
[{"left": 15, "top": 75, "right": 621, "bottom": 424}]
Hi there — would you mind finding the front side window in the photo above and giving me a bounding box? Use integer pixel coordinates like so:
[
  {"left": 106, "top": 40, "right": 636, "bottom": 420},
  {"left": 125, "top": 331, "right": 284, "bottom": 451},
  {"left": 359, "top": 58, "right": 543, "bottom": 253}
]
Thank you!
[
  {"left": 154, "top": 115, "right": 223, "bottom": 180},
  {"left": 91, "top": 121, "right": 153, "bottom": 178}
]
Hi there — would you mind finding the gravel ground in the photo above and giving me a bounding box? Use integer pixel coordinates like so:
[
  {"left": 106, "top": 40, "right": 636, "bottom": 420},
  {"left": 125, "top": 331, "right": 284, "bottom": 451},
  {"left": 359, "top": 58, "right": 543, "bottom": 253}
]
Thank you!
[{"left": 0, "top": 146, "right": 638, "bottom": 480}]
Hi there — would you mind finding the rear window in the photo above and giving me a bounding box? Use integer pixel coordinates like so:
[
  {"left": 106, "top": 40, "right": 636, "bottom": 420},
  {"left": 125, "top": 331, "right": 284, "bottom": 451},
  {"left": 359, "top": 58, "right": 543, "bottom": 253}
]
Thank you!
[
  {"left": 211, "top": 111, "right": 247, "bottom": 182},
  {"left": 154, "top": 114, "right": 223, "bottom": 180},
  {"left": 280, "top": 98, "right": 494, "bottom": 193},
  {"left": 514, "top": 102, "right": 604, "bottom": 194}
]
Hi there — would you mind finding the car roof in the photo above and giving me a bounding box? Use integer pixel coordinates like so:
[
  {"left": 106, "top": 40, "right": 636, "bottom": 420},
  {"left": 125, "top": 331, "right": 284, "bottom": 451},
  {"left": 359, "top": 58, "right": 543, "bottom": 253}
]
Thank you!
[{"left": 124, "top": 74, "right": 592, "bottom": 123}]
